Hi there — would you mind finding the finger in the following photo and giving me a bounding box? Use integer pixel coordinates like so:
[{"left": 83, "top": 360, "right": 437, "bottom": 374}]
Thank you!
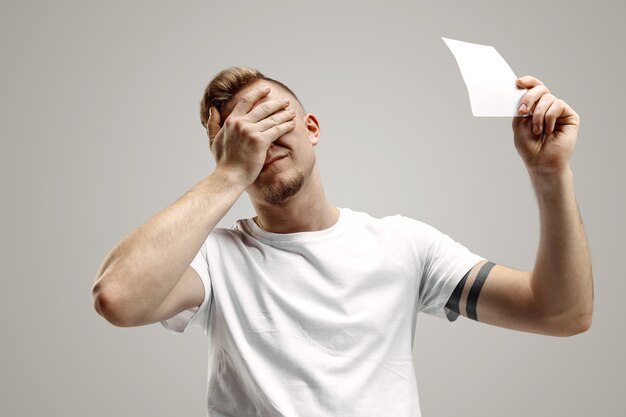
[
  {"left": 518, "top": 84, "right": 551, "bottom": 115},
  {"left": 260, "top": 118, "right": 296, "bottom": 143},
  {"left": 532, "top": 94, "right": 557, "bottom": 135},
  {"left": 516, "top": 75, "right": 544, "bottom": 89},
  {"left": 207, "top": 106, "right": 221, "bottom": 141},
  {"left": 256, "top": 108, "right": 296, "bottom": 132},
  {"left": 230, "top": 86, "right": 271, "bottom": 118},
  {"left": 544, "top": 99, "right": 566, "bottom": 134},
  {"left": 246, "top": 97, "right": 291, "bottom": 124}
]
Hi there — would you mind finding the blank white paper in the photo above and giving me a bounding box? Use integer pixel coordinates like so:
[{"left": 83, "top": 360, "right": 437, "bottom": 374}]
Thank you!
[{"left": 442, "top": 37, "right": 527, "bottom": 117}]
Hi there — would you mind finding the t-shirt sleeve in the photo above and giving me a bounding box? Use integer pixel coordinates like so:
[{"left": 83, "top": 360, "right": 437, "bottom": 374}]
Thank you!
[
  {"left": 400, "top": 216, "right": 486, "bottom": 321},
  {"left": 160, "top": 239, "right": 213, "bottom": 335}
]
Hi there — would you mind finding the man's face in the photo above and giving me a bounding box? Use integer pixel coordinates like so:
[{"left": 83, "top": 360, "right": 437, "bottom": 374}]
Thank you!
[{"left": 219, "top": 80, "right": 319, "bottom": 205}]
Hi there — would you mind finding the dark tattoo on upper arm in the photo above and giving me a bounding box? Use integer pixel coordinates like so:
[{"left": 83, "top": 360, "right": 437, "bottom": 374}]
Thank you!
[
  {"left": 466, "top": 261, "right": 496, "bottom": 320},
  {"left": 445, "top": 261, "right": 497, "bottom": 321},
  {"left": 445, "top": 270, "right": 469, "bottom": 315}
]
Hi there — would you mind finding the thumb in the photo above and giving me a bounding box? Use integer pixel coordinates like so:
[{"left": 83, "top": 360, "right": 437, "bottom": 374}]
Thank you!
[{"left": 207, "top": 106, "right": 221, "bottom": 141}]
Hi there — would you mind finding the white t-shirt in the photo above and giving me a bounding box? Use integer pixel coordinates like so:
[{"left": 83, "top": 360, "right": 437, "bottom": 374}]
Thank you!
[{"left": 161, "top": 207, "right": 485, "bottom": 417}]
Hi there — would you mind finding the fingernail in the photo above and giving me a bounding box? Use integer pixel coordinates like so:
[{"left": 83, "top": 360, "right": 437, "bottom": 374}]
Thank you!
[{"left": 518, "top": 104, "right": 527, "bottom": 113}]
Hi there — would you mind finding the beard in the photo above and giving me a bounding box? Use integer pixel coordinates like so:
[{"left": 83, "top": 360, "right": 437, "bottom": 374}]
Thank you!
[{"left": 258, "top": 167, "right": 305, "bottom": 205}]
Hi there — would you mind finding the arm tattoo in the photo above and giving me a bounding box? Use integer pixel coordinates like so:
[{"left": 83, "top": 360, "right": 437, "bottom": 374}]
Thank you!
[
  {"left": 466, "top": 261, "right": 496, "bottom": 321},
  {"left": 445, "top": 270, "right": 469, "bottom": 315},
  {"left": 445, "top": 261, "right": 497, "bottom": 321}
]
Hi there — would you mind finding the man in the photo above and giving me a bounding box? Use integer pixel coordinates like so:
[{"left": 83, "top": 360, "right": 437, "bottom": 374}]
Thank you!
[{"left": 92, "top": 66, "right": 593, "bottom": 416}]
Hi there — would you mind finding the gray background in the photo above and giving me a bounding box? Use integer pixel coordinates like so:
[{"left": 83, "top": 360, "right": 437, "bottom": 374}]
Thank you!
[{"left": 1, "top": 0, "right": 623, "bottom": 416}]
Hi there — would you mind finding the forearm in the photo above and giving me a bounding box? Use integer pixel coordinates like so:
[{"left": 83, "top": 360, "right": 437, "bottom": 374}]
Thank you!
[
  {"left": 528, "top": 165, "right": 593, "bottom": 329},
  {"left": 92, "top": 168, "right": 246, "bottom": 323}
]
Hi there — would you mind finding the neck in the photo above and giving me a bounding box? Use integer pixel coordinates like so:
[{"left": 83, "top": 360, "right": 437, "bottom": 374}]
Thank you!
[{"left": 250, "top": 165, "right": 339, "bottom": 234}]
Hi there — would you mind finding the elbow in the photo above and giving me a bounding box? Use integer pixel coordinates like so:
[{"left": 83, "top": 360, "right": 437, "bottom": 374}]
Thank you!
[
  {"left": 567, "top": 300, "right": 594, "bottom": 336},
  {"left": 92, "top": 279, "right": 136, "bottom": 327},
  {"left": 548, "top": 310, "right": 593, "bottom": 337},
  {"left": 572, "top": 310, "right": 593, "bottom": 335}
]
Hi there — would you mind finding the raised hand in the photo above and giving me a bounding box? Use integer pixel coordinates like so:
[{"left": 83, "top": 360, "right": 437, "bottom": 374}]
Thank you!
[
  {"left": 206, "top": 86, "right": 296, "bottom": 186},
  {"left": 513, "top": 76, "right": 580, "bottom": 175}
]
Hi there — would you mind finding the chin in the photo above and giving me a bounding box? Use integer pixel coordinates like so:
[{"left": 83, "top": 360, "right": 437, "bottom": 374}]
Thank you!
[{"left": 256, "top": 168, "right": 305, "bottom": 205}]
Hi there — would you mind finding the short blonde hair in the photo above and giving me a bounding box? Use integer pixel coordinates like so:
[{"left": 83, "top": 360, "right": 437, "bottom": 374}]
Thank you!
[{"left": 199, "top": 66, "right": 304, "bottom": 128}]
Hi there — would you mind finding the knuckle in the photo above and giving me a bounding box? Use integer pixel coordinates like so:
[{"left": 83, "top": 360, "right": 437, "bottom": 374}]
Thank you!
[
  {"left": 259, "top": 103, "right": 271, "bottom": 113},
  {"left": 234, "top": 118, "right": 246, "bottom": 130},
  {"left": 538, "top": 95, "right": 552, "bottom": 107},
  {"left": 268, "top": 115, "right": 279, "bottom": 125},
  {"left": 240, "top": 124, "right": 253, "bottom": 136},
  {"left": 549, "top": 102, "right": 562, "bottom": 116}
]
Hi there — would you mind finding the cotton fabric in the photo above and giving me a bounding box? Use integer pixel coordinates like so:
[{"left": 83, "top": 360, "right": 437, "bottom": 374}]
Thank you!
[{"left": 161, "top": 207, "right": 485, "bottom": 416}]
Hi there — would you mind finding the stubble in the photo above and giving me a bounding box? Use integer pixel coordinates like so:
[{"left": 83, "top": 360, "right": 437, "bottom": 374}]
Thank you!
[{"left": 259, "top": 168, "right": 305, "bottom": 204}]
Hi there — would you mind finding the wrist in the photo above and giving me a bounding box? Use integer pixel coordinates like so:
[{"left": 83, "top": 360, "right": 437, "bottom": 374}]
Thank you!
[
  {"left": 211, "top": 166, "right": 252, "bottom": 191},
  {"left": 527, "top": 163, "right": 573, "bottom": 182},
  {"left": 527, "top": 164, "right": 575, "bottom": 206}
]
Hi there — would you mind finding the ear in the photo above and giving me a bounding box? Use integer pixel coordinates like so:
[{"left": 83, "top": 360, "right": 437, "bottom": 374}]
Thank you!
[{"left": 304, "top": 113, "right": 321, "bottom": 146}]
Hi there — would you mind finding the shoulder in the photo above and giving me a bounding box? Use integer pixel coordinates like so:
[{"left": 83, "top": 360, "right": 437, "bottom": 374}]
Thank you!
[
  {"left": 343, "top": 208, "right": 437, "bottom": 240},
  {"left": 353, "top": 208, "right": 433, "bottom": 230},
  {"left": 205, "top": 219, "right": 251, "bottom": 246},
  {"left": 343, "top": 207, "right": 406, "bottom": 225}
]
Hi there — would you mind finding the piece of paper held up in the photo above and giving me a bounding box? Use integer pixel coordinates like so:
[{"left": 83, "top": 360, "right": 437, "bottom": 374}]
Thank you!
[{"left": 442, "top": 37, "right": 527, "bottom": 117}]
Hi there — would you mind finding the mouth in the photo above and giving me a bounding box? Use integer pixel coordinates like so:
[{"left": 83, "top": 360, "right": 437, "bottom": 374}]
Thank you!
[{"left": 262, "top": 155, "right": 287, "bottom": 170}]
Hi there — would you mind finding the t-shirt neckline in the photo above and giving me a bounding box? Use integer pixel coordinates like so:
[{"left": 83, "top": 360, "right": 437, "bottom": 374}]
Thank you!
[{"left": 241, "top": 207, "right": 349, "bottom": 244}]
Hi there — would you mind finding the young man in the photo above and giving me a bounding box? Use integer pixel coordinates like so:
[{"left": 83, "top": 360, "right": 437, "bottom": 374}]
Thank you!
[{"left": 92, "top": 67, "right": 593, "bottom": 416}]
